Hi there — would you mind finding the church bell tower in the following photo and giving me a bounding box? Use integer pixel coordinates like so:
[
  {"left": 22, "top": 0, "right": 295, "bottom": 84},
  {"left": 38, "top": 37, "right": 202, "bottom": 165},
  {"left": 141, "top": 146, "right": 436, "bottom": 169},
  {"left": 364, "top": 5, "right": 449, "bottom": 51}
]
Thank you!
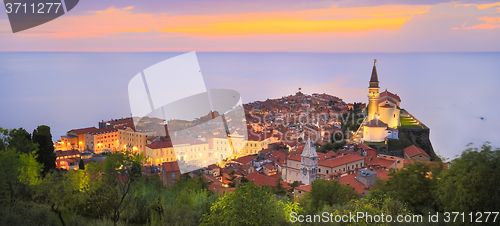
[
  {"left": 368, "top": 59, "right": 380, "bottom": 121},
  {"left": 300, "top": 137, "right": 318, "bottom": 184}
]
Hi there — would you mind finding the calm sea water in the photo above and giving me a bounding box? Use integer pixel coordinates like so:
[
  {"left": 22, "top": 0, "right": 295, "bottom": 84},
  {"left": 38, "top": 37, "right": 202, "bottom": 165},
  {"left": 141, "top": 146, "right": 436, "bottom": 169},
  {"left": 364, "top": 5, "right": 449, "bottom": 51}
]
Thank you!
[{"left": 0, "top": 52, "right": 499, "bottom": 159}]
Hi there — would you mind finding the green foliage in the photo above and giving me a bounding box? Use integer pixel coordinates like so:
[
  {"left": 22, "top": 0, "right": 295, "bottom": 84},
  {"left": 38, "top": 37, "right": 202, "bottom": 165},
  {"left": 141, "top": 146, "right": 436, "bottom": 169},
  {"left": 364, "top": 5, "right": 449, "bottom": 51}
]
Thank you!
[
  {"left": 6, "top": 128, "right": 38, "bottom": 154},
  {"left": 272, "top": 178, "right": 288, "bottom": 197},
  {"left": 32, "top": 125, "right": 56, "bottom": 175},
  {"left": 200, "top": 182, "right": 294, "bottom": 226},
  {"left": 301, "top": 179, "right": 359, "bottom": 215},
  {"left": 436, "top": 142, "right": 500, "bottom": 213},
  {"left": 288, "top": 181, "right": 300, "bottom": 194},
  {"left": 332, "top": 189, "right": 412, "bottom": 226},
  {"left": 0, "top": 149, "right": 22, "bottom": 204},
  {"left": 317, "top": 141, "right": 346, "bottom": 153},
  {"left": 79, "top": 159, "right": 85, "bottom": 170},
  {"left": 0, "top": 127, "right": 7, "bottom": 151},
  {"left": 227, "top": 170, "right": 237, "bottom": 188},
  {"left": 18, "top": 150, "right": 42, "bottom": 186},
  {"left": 380, "top": 162, "right": 442, "bottom": 214},
  {"left": 0, "top": 202, "right": 59, "bottom": 226},
  {"left": 387, "top": 132, "right": 412, "bottom": 151},
  {"left": 0, "top": 148, "right": 42, "bottom": 204}
]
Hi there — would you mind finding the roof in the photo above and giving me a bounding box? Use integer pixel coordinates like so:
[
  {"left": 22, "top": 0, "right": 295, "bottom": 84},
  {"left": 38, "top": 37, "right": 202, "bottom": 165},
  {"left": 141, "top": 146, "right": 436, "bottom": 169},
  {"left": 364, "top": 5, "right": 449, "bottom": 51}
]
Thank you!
[
  {"left": 91, "top": 128, "right": 118, "bottom": 135},
  {"left": 264, "top": 164, "right": 276, "bottom": 170},
  {"left": 296, "top": 184, "right": 312, "bottom": 192},
  {"left": 364, "top": 119, "right": 388, "bottom": 128},
  {"left": 55, "top": 149, "right": 81, "bottom": 158},
  {"left": 301, "top": 137, "right": 318, "bottom": 158},
  {"left": 366, "top": 157, "right": 396, "bottom": 169},
  {"left": 246, "top": 172, "right": 290, "bottom": 189},
  {"left": 338, "top": 174, "right": 366, "bottom": 194},
  {"left": 319, "top": 155, "right": 366, "bottom": 168},
  {"left": 163, "top": 161, "right": 180, "bottom": 172},
  {"left": 380, "top": 90, "right": 401, "bottom": 102},
  {"left": 369, "top": 64, "right": 379, "bottom": 88},
  {"left": 404, "top": 145, "right": 430, "bottom": 158},
  {"left": 232, "top": 155, "right": 256, "bottom": 165},
  {"left": 69, "top": 127, "right": 99, "bottom": 135},
  {"left": 146, "top": 141, "right": 173, "bottom": 149},
  {"left": 357, "top": 143, "right": 375, "bottom": 151},
  {"left": 207, "top": 164, "right": 220, "bottom": 170}
]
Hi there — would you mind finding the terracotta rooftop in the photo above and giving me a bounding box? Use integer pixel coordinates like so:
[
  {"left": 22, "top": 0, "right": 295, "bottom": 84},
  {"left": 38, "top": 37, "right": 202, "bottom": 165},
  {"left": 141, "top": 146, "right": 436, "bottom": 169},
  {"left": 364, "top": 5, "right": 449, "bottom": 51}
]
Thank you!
[
  {"left": 364, "top": 119, "right": 388, "bottom": 128},
  {"left": 357, "top": 143, "right": 375, "bottom": 150},
  {"left": 246, "top": 172, "right": 290, "bottom": 189},
  {"left": 319, "top": 155, "right": 366, "bottom": 168},
  {"left": 232, "top": 155, "right": 256, "bottom": 165},
  {"left": 404, "top": 145, "right": 430, "bottom": 158},
  {"left": 380, "top": 90, "right": 401, "bottom": 102},
  {"left": 70, "top": 127, "right": 99, "bottom": 134},
  {"left": 162, "top": 161, "right": 180, "bottom": 172},
  {"left": 146, "top": 141, "right": 173, "bottom": 149}
]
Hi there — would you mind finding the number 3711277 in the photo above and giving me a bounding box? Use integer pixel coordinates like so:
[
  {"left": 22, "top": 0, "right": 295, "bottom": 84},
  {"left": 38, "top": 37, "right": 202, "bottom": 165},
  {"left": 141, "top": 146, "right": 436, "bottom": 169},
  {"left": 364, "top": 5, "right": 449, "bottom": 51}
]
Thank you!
[{"left": 5, "top": 3, "right": 62, "bottom": 14}]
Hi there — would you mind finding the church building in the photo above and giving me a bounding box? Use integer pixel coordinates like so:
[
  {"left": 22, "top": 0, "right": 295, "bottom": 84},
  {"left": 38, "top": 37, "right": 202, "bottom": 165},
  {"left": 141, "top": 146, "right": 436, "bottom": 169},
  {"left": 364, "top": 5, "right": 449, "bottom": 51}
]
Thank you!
[{"left": 363, "top": 60, "right": 401, "bottom": 142}]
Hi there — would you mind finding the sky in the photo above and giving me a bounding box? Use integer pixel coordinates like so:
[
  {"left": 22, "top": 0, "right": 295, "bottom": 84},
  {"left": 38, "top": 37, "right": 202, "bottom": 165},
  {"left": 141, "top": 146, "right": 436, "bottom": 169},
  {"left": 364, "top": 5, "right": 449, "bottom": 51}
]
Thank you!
[{"left": 0, "top": 0, "right": 500, "bottom": 51}]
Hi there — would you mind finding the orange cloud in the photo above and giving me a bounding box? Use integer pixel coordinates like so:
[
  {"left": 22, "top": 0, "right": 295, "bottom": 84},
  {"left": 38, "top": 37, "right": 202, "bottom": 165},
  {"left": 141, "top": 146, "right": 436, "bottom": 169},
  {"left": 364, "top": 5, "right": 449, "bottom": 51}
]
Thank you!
[
  {"left": 18, "top": 4, "right": 430, "bottom": 37},
  {"left": 163, "top": 17, "right": 411, "bottom": 35}
]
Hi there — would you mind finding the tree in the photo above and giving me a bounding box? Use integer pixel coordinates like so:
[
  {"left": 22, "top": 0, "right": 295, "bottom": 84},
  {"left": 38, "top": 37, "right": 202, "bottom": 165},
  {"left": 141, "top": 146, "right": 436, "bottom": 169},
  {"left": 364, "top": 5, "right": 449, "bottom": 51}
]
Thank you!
[
  {"left": 288, "top": 181, "right": 300, "bottom": 194},
  {"left": 200, "top": 182, "right": 298, "bottom": 226},
  {"left": 0, "top": 149, "right": 22, "bottom": 204},
  {"left": 78, "top": 159, "right": 85, "bottom": 170},
  {"left": 32, "top": 125, "right": 56, "bottom": 175},
  {"left": 436, "top": 142, "right": 500, "bottom": 213},
  {"left": 226, "top": 171, "right": 237, "bottom": 188},
  {"left": 0, "top": 127, "right": 7, "bottom": 151},
  {"left": 272, "top": 178, "right": 288, "bottom": 197},
  {"left": 7, "top": 128, "right": 37, "bottom": 154},
  {"left": 0, "top": 148, "right": 42, "bottom": 205},
  {"left": 35, "top": 170, "right": 88, "bottom": 226},
  {"left": 381, "top": 161, "right": 442, "bottom": 214},
  {"left": 301, "top": 179, "right": 359, "bottom": 214}
]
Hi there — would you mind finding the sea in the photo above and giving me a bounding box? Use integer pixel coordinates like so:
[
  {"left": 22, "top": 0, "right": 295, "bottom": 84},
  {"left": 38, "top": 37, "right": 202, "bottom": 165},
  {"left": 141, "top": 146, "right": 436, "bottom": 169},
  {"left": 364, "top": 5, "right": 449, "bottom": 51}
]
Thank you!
[{"left": 0, "top": 52, "right": 499, "bottom": 160}]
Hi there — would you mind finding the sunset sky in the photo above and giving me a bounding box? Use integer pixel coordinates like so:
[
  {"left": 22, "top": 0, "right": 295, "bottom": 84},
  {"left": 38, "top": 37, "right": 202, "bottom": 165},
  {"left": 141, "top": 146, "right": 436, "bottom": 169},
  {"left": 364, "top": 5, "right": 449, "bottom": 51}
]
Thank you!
[{"left": 1, "top": 0, "right": 499, "bottom": 52}]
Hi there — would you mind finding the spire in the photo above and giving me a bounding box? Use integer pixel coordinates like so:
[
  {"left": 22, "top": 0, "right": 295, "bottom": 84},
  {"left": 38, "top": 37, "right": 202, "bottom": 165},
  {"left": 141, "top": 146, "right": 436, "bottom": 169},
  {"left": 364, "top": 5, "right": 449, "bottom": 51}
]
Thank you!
[
  {"left": 301, "top": 137, "right": 318, "bottom": 157},
  {"left": 369, "top": 59, "right": 379, "bottom": 88}
]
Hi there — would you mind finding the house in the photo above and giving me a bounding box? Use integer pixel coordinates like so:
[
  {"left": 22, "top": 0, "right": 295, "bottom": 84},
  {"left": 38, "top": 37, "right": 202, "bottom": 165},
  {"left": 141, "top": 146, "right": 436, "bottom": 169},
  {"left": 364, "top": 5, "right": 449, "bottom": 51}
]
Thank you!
[
  {"left": 403, "top": 145, "right": 431, "bottom": 161},
  {"left": 55, "top": 149, "right": 81, "bottom": 170},
  {"left": 263, "top": 164, "right": 278, "bottom": 176},
  {"left": 206, "top": 164, "right": 221, "bottom": 176},
  {"left": 161, "top": 161, "right": 181, "bottom": 186},
  {"left": 294, "top": 184, "right": 311, "bottom": 201}
]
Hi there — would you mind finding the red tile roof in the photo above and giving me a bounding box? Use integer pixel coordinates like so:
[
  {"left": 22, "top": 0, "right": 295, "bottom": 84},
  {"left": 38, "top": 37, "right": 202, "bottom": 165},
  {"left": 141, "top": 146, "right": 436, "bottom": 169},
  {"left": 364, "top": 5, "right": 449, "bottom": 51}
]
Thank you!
[
  {"left": 91, "top": 128, "right": 118, "bottom": 135},
  {"left": 404, "top": 145, "right": 430, "bottom": 158},
  {"left": 367, "top": 157, "right": 396, "bottom": 169},
  {"left": 233, "top": 155, "right": 256, "bottom": 165},
  {"left": 146, "top": 141, "right": 173, "bottom": 149},
  {"left": 338, "top": 174, "right": 365, "bottom": 194},
  {"left": 163, "top": 161, "right": 180, "bottom": 172},
  {"left": 358, "top": 143, "right": 374, "bottom": 151},
  {"left": 380, "top": 90, "right": 401, "bottom": 102},
  {"left": 319, "top": 155, "right": 365, "bottom": 168},
  {"left": 70, "top": 127, "right": 99, "bottom": 134},
  {"left": 246, "top": 172, "right": 290, "bottom": 189},
  {"left": 296, "top": 184, "right": 312, "bottom": 192}
]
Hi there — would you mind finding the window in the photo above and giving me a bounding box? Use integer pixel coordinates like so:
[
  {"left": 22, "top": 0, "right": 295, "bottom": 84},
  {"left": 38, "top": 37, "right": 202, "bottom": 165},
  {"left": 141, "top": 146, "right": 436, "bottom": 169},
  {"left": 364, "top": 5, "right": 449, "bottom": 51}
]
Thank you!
[
  {"left": 319, "top": 168, "right": 321, "bottom": 173},
  {"left": 172, "top": 173, "right": 175, "bottom": 178},
  {"left": 326, "top": 170, "right": 329, "bottom": 174}
]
